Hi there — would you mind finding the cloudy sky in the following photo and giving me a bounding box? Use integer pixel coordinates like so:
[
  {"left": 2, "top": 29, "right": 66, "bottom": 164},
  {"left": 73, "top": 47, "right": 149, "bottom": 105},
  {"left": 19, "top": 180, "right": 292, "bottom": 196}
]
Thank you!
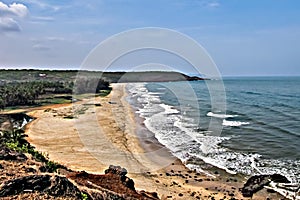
[{"left": 0, "top": 0, "right": 299, "bottom": 76}]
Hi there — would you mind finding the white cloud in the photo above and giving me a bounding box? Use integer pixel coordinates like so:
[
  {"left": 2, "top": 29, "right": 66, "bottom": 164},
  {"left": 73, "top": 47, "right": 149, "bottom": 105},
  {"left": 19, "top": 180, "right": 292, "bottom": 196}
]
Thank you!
[
  {"left": 0, "top": 1, "right": 28, "bottom": 33},
  {"left": 22, "top": 0, "right": 61, "bottom": 11},
  {"left": 0, "top": 2, "right": 28, "bottom": 18},
  {"left": 29, "top": 16, "right": 55, "bottom": 25},
  {"left": 0, "top": 17, "right": 21, "bottom": 32},
  {"left": 207, "top": 2, "right": 220, "bottom": 8},
  {"left": 45, "top": 36, "right": 66, "bottom": 42},
  {"left": 32, "top": 44, "right": 51, "bottom": 51},
  {"left": 30, "top": 16, "right": 55, "bottom": 22},
  {"left": 173, "top": 0, "right": 220, "bottom": 9}
]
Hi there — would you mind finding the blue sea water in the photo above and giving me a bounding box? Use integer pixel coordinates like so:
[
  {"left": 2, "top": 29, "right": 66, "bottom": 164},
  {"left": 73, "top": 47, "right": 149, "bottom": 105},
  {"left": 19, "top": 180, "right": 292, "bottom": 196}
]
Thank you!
[{"left": 126, "top": 77, "right": 300, "bottom": 182}]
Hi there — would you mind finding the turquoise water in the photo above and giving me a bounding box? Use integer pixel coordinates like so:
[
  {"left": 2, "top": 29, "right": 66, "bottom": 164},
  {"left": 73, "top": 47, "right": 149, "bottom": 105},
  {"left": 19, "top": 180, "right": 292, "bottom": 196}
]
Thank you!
[{"left": 126, "top": 77, "right": 300, "bottom": 182}]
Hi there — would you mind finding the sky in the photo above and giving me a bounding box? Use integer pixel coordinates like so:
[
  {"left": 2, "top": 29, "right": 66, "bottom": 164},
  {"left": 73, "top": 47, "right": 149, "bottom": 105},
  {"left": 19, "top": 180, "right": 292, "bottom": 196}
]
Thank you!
[{"left": 0, "top": 0, "right": 300, "bottom": 76}]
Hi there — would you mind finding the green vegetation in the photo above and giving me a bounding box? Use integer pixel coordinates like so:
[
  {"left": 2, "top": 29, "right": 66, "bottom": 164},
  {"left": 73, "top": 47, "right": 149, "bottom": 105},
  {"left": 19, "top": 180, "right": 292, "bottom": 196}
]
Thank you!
[
  {"left": 0, "top": 78, "right": 110, "bottom": 110},
  {"left": 1, "top": 129, "right": 64, "bottom": 172},
  {"left": 81, "top": 192, "right": 89, "bottom": 200},
  {"left": 0, "top": 81, "right": 73, "bottom": 109},
  {"left": 0, "top": 69, "right": 201, "bottom": 110}
]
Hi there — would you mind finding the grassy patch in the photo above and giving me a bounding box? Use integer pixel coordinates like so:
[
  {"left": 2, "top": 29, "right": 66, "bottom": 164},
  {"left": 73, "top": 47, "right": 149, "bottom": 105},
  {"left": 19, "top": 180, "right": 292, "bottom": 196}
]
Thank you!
[
  {"left": 98, "top": 89, "right": 112, "bottom": 96},
  {"left": 1, "top": 129, "right": 64, "bottom": 172},
  {"left": 36, "top": 94, "right": 73, "bottom": 105},
  {"left": 72, "top": 89, "right": 111, "bottom": 100},
  {"left": 81, "top": 192, "right": 89, "bottom": 200}
]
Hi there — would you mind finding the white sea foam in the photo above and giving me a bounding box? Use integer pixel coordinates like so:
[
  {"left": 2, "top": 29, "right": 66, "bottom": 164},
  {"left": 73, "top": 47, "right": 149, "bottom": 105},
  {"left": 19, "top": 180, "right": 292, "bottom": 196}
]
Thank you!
[
  {"left": 185, "top": 163, "right": 216, "bottom": 177},
  {"left": 159, "top": 104, "right": 180, "bottom": 114},
  {"left": 126, "top": 83, "right": 300, "bottom": 183},
  {"left": 222, "top": 119, "right": 250, "bottom": 127},
  {"left": 201, "top": 157, "right": 237, "bottom": 174},
  {"left": 207, "top": 112, "right": 238, "bottom": 118}
]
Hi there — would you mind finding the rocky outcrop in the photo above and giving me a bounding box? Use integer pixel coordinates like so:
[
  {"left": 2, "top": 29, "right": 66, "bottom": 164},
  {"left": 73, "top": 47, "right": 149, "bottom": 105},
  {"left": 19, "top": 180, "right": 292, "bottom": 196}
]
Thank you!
[
  {"left": 0, "top": 175, "right": 82, "bottom": 199},
  {"left": 241, "top": 174, "right": 290, "bottom": 197},
  {"left": 67, "top": 165, "right": 159, "bottom": 200},
  {"left": 105, "top": 165, "right": 135, "bottom": 191}
]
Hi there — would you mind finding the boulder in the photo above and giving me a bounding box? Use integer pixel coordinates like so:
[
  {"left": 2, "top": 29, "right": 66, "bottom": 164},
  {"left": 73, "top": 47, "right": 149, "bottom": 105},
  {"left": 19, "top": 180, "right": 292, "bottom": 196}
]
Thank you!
[
  {"left": 105, "top": 165, "right": 135, "bottom": 191},
  {"left": 241, "top": 174, "right": 290, "bottom": 197},
  {"left": 105, "top": 165, "right": 128, "bottom": 176}
]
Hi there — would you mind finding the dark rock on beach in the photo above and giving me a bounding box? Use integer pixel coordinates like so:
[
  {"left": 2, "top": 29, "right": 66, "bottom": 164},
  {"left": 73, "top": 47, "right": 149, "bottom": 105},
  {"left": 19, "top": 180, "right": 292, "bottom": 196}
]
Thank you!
[{"left": 241, "top": 174, "right": 290, "bottom": 197}]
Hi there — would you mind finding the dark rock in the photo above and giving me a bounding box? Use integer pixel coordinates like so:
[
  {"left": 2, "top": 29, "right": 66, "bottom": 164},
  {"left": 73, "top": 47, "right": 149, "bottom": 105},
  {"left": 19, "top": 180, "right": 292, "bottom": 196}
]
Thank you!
[
  {"left": 140, "top": 191, "right": 159, "bottom": 199},
  {"left": 0, "top": 145, "right": 27, "bottom": 161},
  {"left": 270, "top": 174, "right": 290, "bottom": 183},
  {"left": 241, "top": 174, "right": 290, "bottom": 197},
  {"left": 24, "top": 167, "right": 37, "bottom": 173},
  {"left": 0, "top": 174, "right": 81, "bottom": 198},
  {"left": 122, "top": 176, "right": 135, "bottom": 191},
  {"left": 105, "top": 165, "right": 127, "bottom": 176},
  {"left": 39, "top": 165, "right": 47, "bottom": 173},
  {"left": 45, "top": 175, "right": 81, "bottom": 197}
]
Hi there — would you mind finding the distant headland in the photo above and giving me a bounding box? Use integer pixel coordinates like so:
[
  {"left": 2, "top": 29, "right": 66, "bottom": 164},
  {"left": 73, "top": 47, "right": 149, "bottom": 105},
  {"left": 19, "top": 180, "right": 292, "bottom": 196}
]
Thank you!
[{"left": 0, "top": 69, "right": 206, "bottom": 84}]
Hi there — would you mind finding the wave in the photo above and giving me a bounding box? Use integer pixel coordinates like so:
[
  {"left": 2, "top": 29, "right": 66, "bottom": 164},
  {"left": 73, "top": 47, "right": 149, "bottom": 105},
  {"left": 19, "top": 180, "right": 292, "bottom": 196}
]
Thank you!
[
  {"left": 222, "top": 119, "right": 250, "bottom": 127},
  {"left": 126, "top": 82, "right": 300, "bottom": 183},
  {"left": 207, "top": 112, "right": 238, "bottom": 119}
]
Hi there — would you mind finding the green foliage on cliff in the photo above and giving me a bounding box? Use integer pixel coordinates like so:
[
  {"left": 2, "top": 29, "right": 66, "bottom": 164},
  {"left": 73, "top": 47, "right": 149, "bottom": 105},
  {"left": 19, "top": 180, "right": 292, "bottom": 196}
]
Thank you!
[{"left": 1, "top": 129, "right": 62, "bottom": 172}]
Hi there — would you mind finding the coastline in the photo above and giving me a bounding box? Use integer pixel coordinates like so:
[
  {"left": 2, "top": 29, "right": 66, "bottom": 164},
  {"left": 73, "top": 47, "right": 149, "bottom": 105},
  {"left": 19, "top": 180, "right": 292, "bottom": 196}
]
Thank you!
[{"left": 24, "top": 83, "right": 285, "bottom": 199}]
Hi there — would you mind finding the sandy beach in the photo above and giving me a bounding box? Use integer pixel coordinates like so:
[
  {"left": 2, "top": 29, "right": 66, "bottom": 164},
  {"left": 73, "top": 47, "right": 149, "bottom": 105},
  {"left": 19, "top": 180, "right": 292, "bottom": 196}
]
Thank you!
[{"left": 24, "top": 83, "right": 284, "bottom": 200}]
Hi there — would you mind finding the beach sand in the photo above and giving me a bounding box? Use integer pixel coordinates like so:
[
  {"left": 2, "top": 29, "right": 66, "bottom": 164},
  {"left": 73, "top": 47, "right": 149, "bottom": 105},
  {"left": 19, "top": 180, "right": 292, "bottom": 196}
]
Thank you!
[{"left": 25, "top": 83, "right": 284, "bottom": 200}]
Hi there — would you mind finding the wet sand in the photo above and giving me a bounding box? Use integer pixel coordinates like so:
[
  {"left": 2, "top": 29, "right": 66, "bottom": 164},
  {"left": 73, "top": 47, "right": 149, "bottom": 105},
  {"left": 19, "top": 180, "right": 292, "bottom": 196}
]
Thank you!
[{"left": 24, "top": 83, "right": 283, "bottom": 199}]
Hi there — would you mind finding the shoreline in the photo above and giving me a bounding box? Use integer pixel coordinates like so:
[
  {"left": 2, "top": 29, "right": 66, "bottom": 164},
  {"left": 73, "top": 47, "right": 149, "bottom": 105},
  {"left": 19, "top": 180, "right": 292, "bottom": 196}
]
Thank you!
[{"left": 23, "top": 83, "right": 285, "bottom": 199}]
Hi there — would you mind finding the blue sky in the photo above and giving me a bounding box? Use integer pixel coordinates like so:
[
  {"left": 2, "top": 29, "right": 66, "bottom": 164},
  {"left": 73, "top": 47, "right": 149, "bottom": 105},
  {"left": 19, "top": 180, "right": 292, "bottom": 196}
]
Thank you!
[{"left": 0, "top": 0, "right": 299, "bottom": 76}]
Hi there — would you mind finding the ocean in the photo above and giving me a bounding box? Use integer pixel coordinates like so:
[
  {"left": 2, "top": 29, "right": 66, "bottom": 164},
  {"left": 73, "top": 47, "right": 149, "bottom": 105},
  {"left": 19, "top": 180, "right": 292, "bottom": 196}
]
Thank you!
[{"left": 126, "top": 77, "right": 300, "bottom": 183}]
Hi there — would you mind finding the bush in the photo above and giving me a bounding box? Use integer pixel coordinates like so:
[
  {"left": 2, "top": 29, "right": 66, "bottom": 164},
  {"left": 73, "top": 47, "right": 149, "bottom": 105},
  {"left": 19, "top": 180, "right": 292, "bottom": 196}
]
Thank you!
[{"left": 1, "top": 129, "right": 61, "bottom": 173}]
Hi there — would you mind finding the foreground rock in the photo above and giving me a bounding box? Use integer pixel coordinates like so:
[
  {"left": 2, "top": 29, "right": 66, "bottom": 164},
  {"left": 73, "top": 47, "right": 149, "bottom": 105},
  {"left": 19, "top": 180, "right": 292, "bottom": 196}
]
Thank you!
[
  {"left": 67, "top": 165, "right": 159, "bottom": 200},
  {"left": 0, "top": 175, "right": 81, "bottom": 198},
  {"left": 241, "top": 174, "right": 290, "bottom": 197}
]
